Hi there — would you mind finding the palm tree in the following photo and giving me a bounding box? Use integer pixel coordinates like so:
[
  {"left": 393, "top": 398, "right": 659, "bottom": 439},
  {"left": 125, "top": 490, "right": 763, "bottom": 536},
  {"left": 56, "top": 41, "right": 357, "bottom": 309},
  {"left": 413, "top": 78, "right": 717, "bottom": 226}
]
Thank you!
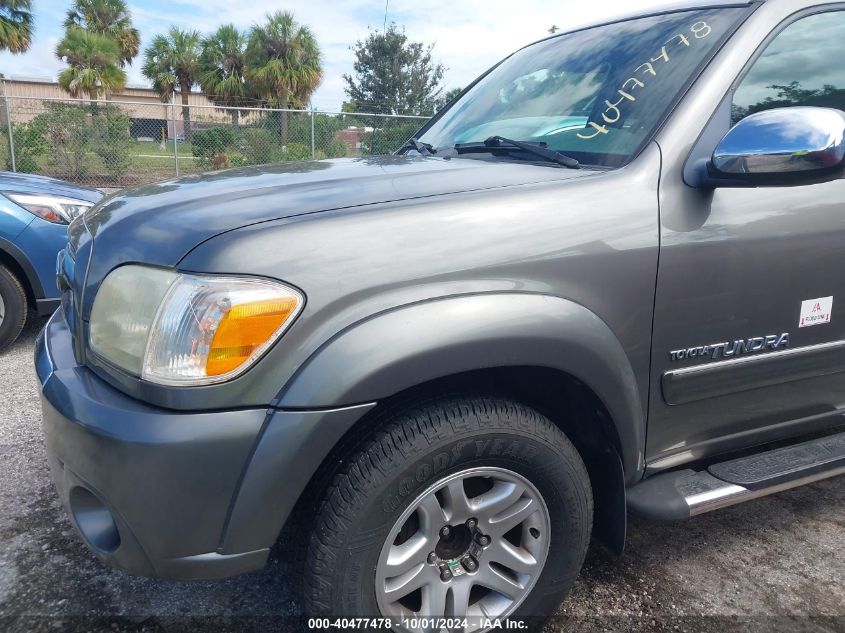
[
  {"left": 64, "top": 0, "right": 139, "bottom": 66},
  {"left": 0, "top": 0, "right": 33, "bottom": 53},
  {"left": 56, "top": 27, "right": 126, "bottom": 103},
  {"left": 199, "top": 24, "right": 250, "bottom": 128},
  {"left": 246, "top": 11, "right": 322, "bottom": 144},
  {"left": 142, "top": 27, "right": 201, "bottom": 140}
]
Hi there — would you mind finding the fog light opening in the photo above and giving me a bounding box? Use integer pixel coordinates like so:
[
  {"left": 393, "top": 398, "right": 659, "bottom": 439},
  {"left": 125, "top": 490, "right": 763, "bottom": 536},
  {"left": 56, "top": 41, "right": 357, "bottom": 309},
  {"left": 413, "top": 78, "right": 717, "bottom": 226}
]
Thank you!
[{"left": 69, "top": 486, "right": 121, "bottom": 554}]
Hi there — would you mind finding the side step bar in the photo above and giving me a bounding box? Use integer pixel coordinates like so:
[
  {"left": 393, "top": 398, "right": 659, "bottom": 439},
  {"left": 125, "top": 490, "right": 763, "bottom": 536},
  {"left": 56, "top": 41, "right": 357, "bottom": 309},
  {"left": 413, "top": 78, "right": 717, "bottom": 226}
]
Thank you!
[{"left": 627, "top": 431, "right": 845, "bottom": 520}]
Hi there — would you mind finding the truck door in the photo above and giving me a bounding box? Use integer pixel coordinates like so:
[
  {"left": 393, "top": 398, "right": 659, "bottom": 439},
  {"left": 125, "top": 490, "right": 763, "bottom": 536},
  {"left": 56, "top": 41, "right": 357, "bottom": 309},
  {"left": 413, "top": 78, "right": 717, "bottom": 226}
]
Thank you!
[{"left": 649, "top": 7, "right": 845, "bottom": 470}]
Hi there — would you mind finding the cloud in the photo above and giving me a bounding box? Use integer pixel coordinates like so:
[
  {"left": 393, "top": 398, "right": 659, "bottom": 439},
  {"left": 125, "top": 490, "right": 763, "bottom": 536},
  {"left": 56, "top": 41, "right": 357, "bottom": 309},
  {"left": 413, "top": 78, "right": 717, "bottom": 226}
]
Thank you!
[
  {"left": 0, "top": 36, "right": 62, "bottom": 82},
  {"left": 1, "top": 0, "right": 683, "bottom": 111}
]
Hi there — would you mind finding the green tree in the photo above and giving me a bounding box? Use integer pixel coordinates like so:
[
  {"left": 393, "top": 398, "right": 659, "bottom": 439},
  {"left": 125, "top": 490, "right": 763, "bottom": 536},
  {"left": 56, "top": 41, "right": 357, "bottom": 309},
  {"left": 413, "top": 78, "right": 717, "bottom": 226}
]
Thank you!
[
  {"left": 92, "top": 105, "right": 131, "bottom": 181},
  {"left": 238, "top": 127, "right": 279, "bottom": 165},
  {"left": 343, "top": 23, "right": 445, "bottom": 116},
  {"left": 2, "top": 121, "right": 46, "bottom": 172},
  {"left": 338, "top": 98, "right": 371, "bottom": 128},
  {"left": 31, "top": 103, "right": 93, "bottom": 181},
  {"left": 64, "top": 0, "right": 139, "bottom": 66},
  {"left": 199, "top": 24, "right": 251, "bottom": 128},
  {"left": 0, "top": 0, "right": 32, "bottom": 53},
  {"left": 436, "top": 86, "right": 462, "bottom": 111},
  {"left": 142, "top": 27, "right": 201, "bottom": 139},
  {"left": 56, "top": 27, "right": 127, "bottom": 103},
  {"left": 361, "top": 120, "right": 422, "bottom": 155},
  {"left": 732, "top": 81, "right": 845, "bottom": 123},
  {"left": 246, "top": 11, "right": 322, "bottom": 144},
  {"left": 190, "top": 126, "right": 235, "bottom": 167}
]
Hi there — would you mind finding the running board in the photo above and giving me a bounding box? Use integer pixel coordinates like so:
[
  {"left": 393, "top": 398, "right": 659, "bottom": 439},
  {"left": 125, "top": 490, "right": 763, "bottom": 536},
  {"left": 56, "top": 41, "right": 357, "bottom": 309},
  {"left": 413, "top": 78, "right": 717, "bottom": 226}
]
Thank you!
[{"left": 627, "top": 431, "right": 845, "bottom": 520}]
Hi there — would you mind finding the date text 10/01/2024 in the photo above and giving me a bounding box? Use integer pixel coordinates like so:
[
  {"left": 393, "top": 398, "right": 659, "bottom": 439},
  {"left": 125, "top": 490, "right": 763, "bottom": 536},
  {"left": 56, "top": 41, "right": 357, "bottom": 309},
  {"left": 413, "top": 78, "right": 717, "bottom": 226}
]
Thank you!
[{"left": 307, "top": 618, "right": 529, "bottom": 630}]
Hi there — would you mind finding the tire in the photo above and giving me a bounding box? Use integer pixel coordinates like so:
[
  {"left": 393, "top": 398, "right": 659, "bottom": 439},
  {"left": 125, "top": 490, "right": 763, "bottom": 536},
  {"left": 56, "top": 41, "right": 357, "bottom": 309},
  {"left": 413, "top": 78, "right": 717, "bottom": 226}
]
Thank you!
[
  {"left": 0, "top": 265, "right": 28, "bottom": 351},
  {"left": 305, "top": 396, "right": 593, "bottom": 631}
]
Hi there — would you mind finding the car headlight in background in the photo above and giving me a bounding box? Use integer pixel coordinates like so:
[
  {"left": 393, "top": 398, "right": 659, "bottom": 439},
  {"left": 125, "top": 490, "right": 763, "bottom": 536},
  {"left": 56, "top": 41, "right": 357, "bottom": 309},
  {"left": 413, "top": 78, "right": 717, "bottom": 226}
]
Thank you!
[
  {"left": 89, "top": 265, "right": 304, "bottom": 386},
  {"left": 3, "top": 192, "right": 94, "bottom": 224}
]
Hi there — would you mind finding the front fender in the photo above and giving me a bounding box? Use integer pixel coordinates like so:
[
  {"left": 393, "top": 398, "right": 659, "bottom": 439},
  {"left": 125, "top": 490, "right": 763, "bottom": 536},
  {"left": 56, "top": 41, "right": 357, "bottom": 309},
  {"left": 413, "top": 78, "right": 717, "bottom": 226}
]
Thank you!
[
  {"left": 278, "top": 293, "right": 645, "bottom": 480},
  {"left": 0, "top": 235, "right": 46, "bottom": 298}
]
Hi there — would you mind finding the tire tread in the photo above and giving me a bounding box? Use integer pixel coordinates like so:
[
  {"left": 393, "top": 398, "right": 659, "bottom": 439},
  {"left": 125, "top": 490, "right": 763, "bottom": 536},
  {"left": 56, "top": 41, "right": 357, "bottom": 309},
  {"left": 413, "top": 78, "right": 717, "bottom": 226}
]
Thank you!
[
  {"left": 0, "top": 265, "right": 29, "bottom": 351},
  {"left": 304, "top": 395, "right": 593, "bottom": 618}
]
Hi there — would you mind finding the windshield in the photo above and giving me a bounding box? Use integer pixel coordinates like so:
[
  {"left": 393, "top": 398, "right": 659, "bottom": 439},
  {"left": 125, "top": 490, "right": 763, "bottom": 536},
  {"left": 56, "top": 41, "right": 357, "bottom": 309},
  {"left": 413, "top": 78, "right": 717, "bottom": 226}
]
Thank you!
[{"left": 419, "top": 8, "right": 745, "bottom": 167}]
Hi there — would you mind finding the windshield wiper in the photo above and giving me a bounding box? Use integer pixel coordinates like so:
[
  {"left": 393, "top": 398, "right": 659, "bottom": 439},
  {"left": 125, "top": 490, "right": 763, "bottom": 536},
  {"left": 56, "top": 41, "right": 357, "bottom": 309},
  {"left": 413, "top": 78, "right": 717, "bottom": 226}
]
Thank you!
[
  {"left": 400, "top": 137, "right": 436, "bottom": 156},
  {"left": 454, "top": 136, "right": 579, "bottom": 168}
]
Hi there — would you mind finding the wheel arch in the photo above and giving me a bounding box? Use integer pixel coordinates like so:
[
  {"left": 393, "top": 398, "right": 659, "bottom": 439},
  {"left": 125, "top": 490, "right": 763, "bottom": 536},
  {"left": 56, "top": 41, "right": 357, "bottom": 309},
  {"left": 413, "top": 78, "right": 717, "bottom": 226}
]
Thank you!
[
  {"left": 261, "top": 294, "right": 642, "bottom": 557},
  {"left": 297, "top": 366, "right": 628, "bottom": 555},
  {"left": 0, "top": 237, "right": 44, "bottom": 305},
  {"left": 277, "top": 292, "right": 645, "bottom": 482}
]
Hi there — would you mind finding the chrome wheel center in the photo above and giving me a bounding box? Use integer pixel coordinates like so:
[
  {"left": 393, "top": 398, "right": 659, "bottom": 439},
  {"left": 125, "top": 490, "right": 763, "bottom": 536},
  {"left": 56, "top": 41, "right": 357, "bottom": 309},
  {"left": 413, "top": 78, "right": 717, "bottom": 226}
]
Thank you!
[{"left": 375, "top": 467, "right": 550, "bottom": 630}]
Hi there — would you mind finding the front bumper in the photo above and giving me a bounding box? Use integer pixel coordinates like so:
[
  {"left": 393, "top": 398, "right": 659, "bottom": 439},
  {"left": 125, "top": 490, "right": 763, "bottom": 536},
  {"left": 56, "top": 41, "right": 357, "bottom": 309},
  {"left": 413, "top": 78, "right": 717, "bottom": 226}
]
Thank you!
[
  {"left": 36, "top": 310, "right": 376, "bottom": 580},
  {"left": 36, "top": 311, "right": 270, "bottom": 579}
]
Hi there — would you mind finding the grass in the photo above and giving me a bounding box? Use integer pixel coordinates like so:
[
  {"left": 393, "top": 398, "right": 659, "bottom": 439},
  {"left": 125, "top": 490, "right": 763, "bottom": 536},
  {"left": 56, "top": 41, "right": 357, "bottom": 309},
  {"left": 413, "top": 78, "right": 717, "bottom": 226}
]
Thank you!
[{"left": 127, "top": 139, "right": 198, "bottom": 159}]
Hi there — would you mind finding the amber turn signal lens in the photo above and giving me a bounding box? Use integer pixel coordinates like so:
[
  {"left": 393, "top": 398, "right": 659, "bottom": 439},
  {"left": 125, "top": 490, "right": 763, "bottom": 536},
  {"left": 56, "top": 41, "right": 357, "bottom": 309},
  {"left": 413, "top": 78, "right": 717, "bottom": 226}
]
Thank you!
[{"left": 206, "top": 297, "right": 299, "bottom": 376}]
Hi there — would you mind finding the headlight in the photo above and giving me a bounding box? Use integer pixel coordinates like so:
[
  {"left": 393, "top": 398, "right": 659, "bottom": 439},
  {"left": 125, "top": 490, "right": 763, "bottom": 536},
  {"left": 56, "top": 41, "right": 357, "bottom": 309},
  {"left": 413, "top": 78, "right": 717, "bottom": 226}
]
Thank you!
[
  {"left": 89, "top": 265, "right": 304, "bottom": 386},
  {"left": 3, "top": 192, "right": 94, "bottom": 224}
]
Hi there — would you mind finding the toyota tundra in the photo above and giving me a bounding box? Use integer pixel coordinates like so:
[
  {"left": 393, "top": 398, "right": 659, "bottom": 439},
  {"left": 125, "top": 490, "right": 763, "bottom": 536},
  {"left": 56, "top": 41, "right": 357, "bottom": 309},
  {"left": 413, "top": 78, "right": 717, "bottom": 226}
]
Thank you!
[{"left": 36, "top": 0, "right": 845, "bottom": 629}]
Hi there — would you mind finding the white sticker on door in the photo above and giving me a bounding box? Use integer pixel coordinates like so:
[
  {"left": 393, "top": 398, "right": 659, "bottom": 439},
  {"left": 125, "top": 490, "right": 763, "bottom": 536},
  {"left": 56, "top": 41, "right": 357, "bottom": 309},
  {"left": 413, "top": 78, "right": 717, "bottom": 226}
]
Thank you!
[{"left": 799, "top": 296, "right": 833, "bottom": 328}]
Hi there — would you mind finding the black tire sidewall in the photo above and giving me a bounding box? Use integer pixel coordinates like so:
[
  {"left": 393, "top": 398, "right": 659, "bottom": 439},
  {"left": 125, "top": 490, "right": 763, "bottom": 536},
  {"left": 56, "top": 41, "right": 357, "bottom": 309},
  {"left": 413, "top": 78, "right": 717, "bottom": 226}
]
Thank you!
[
  {"left": 311, "top": 400, "right": 592, "bottom": 620},
  {"left": 0, "top": 266, "right": 27, "bottom": 350}
]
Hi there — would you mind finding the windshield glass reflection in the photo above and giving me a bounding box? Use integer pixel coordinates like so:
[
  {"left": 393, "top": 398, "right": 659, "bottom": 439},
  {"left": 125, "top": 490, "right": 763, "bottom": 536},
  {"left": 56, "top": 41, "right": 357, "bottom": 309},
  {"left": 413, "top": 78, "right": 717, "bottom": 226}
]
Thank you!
[{"left": 420, "top": 8, "right": 744, "bottom": 167}]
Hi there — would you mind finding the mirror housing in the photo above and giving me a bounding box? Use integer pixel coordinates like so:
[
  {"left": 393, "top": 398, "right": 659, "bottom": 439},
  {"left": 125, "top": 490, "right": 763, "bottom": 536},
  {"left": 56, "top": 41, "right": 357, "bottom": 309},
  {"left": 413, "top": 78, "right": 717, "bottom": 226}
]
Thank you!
[{"left": 701, "top": 107, "right": 845, "bottom": 188}]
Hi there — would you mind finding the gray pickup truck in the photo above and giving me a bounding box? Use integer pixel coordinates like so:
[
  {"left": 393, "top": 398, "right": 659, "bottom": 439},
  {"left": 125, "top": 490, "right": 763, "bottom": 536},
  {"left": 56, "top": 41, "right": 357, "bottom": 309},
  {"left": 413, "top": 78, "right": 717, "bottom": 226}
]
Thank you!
[{"left": 35, "top": 0, "right": 845, "bottom": 629}]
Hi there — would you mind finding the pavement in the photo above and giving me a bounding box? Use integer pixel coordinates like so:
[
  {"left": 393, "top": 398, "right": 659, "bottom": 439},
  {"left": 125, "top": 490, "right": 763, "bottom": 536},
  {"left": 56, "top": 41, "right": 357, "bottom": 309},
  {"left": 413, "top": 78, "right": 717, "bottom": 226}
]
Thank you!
[{"left": 1, "top": 316, "right": 843, "bottom": 633}]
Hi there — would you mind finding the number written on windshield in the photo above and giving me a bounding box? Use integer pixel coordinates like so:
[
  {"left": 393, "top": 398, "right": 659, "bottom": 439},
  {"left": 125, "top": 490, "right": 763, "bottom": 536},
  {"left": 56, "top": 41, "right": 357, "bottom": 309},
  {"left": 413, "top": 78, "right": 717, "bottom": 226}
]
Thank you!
[{"left": 577, "top": 21, "right": 713, "bottom": 140}]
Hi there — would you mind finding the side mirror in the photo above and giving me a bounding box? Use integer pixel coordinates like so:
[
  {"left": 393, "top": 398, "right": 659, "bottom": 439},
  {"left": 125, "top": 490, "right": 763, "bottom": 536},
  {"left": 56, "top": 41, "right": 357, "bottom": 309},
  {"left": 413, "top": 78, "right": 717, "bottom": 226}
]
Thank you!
[{"left": 704, "top": 107, "right": 845, "bottom": 187}]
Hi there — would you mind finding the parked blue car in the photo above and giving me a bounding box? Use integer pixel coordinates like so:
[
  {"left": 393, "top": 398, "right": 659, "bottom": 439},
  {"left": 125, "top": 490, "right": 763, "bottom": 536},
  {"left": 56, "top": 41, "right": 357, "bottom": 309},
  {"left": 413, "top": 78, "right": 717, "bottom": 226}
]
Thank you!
[{"left": 0, "top": 172, "right": 103, "bottom": 349}]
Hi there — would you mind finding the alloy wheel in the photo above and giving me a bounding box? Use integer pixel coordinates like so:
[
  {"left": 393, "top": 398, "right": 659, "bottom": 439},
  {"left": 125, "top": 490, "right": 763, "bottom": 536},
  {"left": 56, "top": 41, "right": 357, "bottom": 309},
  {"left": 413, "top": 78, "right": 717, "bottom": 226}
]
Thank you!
[{"left": 375, "top": 467, "right": 551, "bottom": 631}]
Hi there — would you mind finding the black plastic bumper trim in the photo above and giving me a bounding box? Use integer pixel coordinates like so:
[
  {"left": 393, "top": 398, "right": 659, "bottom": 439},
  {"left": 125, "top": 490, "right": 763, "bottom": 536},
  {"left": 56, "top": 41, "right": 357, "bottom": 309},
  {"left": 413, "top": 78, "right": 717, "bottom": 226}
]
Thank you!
[{"left": 36, "top": 298, "right": 61, "bottom": 316}]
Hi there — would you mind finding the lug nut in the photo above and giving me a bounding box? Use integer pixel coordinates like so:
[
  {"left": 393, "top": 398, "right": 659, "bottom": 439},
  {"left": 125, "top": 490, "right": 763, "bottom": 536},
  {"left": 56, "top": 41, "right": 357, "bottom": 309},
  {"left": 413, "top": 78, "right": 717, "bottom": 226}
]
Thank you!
[
  {"left": 466, "top": 518, "right": 477, "bottom": 529},
  {"left": 461, "top": 556, "right": 477, "bottom": 572},
  {"left": 476, "top": 534, "right": 491, "bottom": 547},
  {"left": 440, "top": 567, "right": 453, "bottom": 582},
  {"left": 427, "top": 552, "right": 437, "bottom": 564},
  {"left": 440, "top": 525, "right": 451, "bottom": 538}
]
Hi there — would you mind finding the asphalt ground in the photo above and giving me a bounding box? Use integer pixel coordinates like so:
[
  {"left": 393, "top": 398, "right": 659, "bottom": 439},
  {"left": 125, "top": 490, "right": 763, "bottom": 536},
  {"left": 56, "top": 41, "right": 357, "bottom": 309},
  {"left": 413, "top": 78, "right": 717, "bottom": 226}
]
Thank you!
[{"left": 1, "top": 316, "right": 843, "bottom": 633}]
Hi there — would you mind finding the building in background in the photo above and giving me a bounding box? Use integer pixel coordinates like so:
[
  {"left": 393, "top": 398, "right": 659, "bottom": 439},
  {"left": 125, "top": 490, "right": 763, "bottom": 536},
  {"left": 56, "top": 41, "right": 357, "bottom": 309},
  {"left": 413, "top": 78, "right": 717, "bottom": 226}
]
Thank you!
[{"left": 2, "top": 76, "right": 235, "bottom": 138}]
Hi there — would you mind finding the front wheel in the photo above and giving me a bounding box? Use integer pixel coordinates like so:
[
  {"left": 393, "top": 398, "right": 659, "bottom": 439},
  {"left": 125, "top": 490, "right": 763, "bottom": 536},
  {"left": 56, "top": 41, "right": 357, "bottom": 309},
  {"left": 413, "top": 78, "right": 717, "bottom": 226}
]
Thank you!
[
  {"left": 305, "top": 397, "right": 593, "bottom": 631},
  {"left": 0, "top": 265, "right": 28, "bottom": 351}
]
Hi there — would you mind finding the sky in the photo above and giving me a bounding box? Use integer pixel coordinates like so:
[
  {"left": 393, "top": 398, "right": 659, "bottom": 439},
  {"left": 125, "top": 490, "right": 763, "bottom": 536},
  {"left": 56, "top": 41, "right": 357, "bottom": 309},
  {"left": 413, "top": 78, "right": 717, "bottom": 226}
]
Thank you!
[{"left": 0, "top": 0, "right": 685, "bottom": 112}]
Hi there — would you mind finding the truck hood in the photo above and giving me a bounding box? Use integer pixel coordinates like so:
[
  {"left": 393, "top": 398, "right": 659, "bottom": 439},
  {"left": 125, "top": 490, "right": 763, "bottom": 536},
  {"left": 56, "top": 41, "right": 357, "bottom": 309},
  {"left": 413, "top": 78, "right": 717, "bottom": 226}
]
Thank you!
[{"left": 76, "top": 154, "right": 599, "bottom": 318}]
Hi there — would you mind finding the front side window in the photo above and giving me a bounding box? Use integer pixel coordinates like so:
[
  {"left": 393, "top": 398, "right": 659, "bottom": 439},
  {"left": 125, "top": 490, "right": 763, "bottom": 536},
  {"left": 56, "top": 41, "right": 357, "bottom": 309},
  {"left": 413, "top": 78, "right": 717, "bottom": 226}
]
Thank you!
[
  {"left": 419, "top": 8, "right": 745, "bottom": 167},
  {"left": 732, "top": 11, "right": 845, "bottom": 124}
]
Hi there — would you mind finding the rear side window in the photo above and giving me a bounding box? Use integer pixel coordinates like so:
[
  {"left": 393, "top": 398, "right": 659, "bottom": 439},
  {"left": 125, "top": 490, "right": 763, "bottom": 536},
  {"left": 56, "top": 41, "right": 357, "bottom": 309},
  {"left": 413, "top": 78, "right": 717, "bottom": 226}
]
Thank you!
[{"left": 732, "top": 10, "right": 845, "bottom": 124}]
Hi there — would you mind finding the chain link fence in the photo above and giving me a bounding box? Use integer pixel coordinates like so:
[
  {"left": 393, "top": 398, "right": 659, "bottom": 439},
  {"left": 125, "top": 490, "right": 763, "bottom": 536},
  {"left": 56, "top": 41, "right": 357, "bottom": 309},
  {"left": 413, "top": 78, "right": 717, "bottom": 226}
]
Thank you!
[{"left": 0, "top": 92, "right": 430, "bottom": 189}]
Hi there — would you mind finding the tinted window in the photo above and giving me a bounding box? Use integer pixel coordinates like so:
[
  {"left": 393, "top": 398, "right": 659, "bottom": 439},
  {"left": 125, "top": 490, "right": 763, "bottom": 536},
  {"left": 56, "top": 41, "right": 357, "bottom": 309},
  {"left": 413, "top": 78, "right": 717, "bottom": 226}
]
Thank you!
[
  {"left": 732, "top": 11, "right": 845, "bottom": 124},
  {"left": 419, "top": 8, "right": 744, "bottom": 167}
]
